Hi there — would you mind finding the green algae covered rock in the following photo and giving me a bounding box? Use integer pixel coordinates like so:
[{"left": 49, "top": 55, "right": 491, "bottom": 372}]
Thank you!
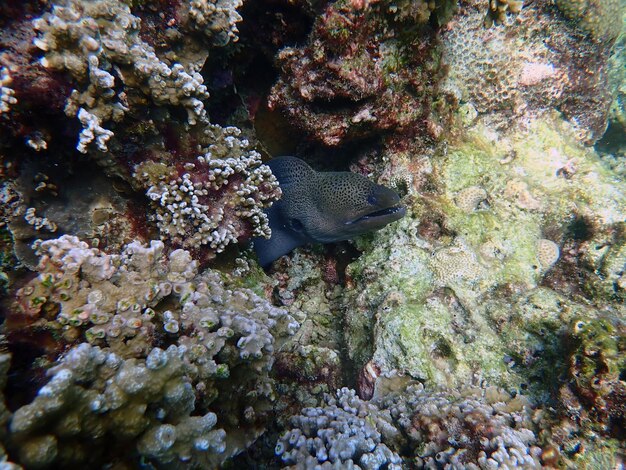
[
  {"left": 555, "top": 0, "right": 623, "bottom": 42},
  {"left": 343, "top": 114, "right": 626, "bottom": 394}
]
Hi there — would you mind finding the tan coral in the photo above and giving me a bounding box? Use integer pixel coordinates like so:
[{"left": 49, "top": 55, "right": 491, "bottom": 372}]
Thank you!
[
  {"left": 454, "top": 185, "right": 488, "bottom": 212},
  {"left": 430, "top": 241, "right": 483, "bottom": 285},
  {"left": 536, "top": 238, "right": 560, "bottom": 270}
]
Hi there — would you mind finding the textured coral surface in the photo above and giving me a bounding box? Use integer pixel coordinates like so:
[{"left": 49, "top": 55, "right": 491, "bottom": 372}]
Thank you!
[{"left": 0, "top": 0, "right": 625, "bottom": 467}]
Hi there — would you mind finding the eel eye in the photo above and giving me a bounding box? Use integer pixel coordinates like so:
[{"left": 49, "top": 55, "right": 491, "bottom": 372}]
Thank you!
[
  {"left": 367, "top": 194, "right": 378, "bottom": 206},
  {"left": 288, "top": 218, "right": 304, "bottom": 232}
]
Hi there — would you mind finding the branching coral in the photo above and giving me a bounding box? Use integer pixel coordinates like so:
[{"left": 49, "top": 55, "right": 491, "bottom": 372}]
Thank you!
[
  {"left": 276, "top": 384, "right": 542, "bottom": 469},
  {"left": 276, "top": 388, "right": 402, "bottom": 469},
  {"left": 32, "top": 0, "right": 210, "bottom": 153},
  {"left": 10, "top": 344, "right": 226, "bottom": 468},
  {"left": 135, "top": 124, "right": 281, "bottom": 256},
  {"left": 0, "top": 68, "right": 17, "bottom": 115},
  {"left": 185, "top": 0, "right": 243, "bottom": 46},
  {"left": 7, "top": 235, "right": 299, "bottom": 468},
  {"left": 484, "top": 0, "right": 523, "bottom": 27},
  {"left": 378, "top": 383, "right": 543, "bottom": 468}
]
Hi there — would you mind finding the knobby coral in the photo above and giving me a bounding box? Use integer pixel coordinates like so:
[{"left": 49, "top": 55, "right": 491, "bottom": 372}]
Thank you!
[
  {"left": 134, "top": 124, "right": 281, "bottom": 257},
  {"left": 32, "top": 0, "right": 211, "bottom": 152},
  {"left": 7, "top": 235, "right": 298, "bottom": 468}
]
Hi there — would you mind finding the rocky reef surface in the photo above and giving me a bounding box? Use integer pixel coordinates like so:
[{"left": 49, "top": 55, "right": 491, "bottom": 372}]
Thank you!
[{"left": 0, "top": 0, "right": 625, "bottom": 468}]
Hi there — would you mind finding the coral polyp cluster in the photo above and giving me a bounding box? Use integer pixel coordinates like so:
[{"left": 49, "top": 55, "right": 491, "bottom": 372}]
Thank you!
[
  {"left": 33, "top": 0, "right": 211, "bottom": 152},
  {"left": 276, "top": 383, "right": 543, "bottom": 469},
  {"left": 5, "top": 235, "right": 298, "bottom": 468},
  {"left": 276, "top": 388, "right": 402, "bottom": 469},
  {"left": 135, "top": 124, "right": 281, "bottom": 255},
  {"left": 0, "top": 68, "right": 17, "bottom": 115}
]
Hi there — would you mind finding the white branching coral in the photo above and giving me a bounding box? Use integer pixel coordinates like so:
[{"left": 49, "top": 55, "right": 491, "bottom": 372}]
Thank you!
[
  {"left": 137, "top": 125, "right": 281, "bottom": 255},
  {"left": 0, "top": 67, "right": 17, "bottom": 115},
  {"left": 32, "top": 0, "right": 209, "bottom": 153},
  {"left": 11, "top": 235, "right": 299, "bottom": 468},
  {"left": 187, "top": 0, "right": 243, "bottom": 46},
  {"left": 76, "top": 108, "right": 114, "bottom": 153}
]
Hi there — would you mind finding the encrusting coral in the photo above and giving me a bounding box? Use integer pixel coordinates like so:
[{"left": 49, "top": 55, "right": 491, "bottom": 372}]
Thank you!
[
  {"left": 442, "top": 0, "right": 619, "bottom": 143},
  {"left": 6, "top": 235, "right": 298, "bottom": 468},
  {"left": 554, "top": 0, "right": 623, "bottom": 42},
  {"left": 268, "top": 0, "right": 454, "bottom": 149}
]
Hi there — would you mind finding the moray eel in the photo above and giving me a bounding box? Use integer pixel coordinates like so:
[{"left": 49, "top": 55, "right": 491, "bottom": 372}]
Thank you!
[{"left": 254, "top": 156, "right": 406, "bottom": 267}]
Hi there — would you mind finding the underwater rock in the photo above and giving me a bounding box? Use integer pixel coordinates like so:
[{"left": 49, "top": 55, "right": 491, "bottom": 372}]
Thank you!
[
  {"left": 554, "top": 0, "right": 623, "bottom": 42},
  {"left": 564, "top": 316, "right": 625, "bottom": 436},
  {"left": 342, "top": 115, "right": 626, "bottom": 392},
  {"left": 442, "top": 0, "right": 618, "bottom": 143},
  {"left": 268, "top": 0, "right": 453, "bottom": 149}
]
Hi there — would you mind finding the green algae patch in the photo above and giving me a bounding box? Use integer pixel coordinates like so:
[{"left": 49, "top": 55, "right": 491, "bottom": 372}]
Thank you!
[{"left": 343, "top": 115, "right": 626, "bottom": 394}]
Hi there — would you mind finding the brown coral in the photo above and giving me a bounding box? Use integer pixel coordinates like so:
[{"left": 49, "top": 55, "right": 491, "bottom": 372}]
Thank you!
[{"left": 268, "top": 0, "right": 452, "bottom": 149}]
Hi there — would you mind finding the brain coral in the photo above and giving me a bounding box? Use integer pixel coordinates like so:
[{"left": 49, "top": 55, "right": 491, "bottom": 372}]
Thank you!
[{"left": 7, "top": 235, "right": 298, "bottom": 468}]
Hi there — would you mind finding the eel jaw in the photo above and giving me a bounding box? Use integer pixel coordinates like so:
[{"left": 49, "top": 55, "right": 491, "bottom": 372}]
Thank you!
[{"left": 346, "top": 205, "right": 406, "bottom": 226}]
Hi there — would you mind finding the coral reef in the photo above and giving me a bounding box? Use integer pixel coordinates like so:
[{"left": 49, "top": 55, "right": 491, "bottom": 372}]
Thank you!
[
  {"left": 0, "top": 0, "right": 625, "bottom": 467},
  {"left": 342, "top": 115, "right": 626, "bottom": 393},
  {"left": 276, "top": 383, "right": 544, "bottom": 469},
  {"left": 442, "top": 0, "right": 618, "bottom": 143},
  {"left": 5, "top": 235, "right": 298, "bottom": 468},
  {"left": 135, "top": 124, "right": 281, "bottom": 257},
  {"left": 276, "top": 387, "right": 402, "bottom": 469},
  {"left": 32, "top": 0, "right": 211, "bottom": 152},
  {"left": 268, "top": 0, "right": 453, "bottom": 149},
  {"left": 554, "top": 0, "right": 623, "bottom": 42}
]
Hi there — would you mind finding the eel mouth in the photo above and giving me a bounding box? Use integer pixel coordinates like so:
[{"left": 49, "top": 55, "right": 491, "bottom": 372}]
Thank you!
[{"left": 347, "top": 205, "right": 406, "bottom": 225}]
